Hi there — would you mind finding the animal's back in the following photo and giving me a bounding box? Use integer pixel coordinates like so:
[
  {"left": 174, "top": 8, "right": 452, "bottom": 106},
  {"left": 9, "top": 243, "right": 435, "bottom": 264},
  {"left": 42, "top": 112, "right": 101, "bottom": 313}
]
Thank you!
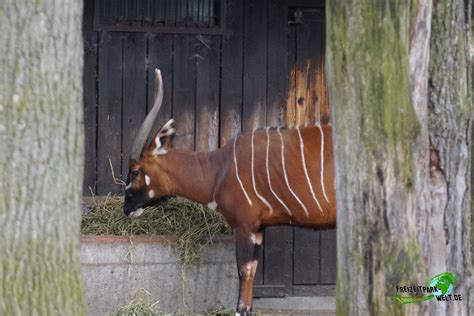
[{"left": 224, "top": 125, "right": 336, "bottom": 228}]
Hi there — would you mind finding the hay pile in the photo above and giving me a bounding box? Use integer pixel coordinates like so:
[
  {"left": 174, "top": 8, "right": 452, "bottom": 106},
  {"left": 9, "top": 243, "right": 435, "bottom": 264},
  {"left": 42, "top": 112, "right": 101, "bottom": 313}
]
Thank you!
[{"left": 81, "top": 196, "right": 231, "bottom": 265}]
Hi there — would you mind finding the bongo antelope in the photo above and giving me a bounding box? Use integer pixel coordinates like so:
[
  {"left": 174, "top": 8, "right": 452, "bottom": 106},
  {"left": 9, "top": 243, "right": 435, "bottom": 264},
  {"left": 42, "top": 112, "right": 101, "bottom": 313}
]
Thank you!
[{"left": 123, "top": 69, "right": 336, "bottom": 315}]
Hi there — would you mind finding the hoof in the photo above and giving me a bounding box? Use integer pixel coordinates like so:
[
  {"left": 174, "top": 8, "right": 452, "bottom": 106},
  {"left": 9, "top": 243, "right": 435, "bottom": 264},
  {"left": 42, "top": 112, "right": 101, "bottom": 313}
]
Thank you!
[{"left": 236, "top": 304, "right": 252, "bottom": 316}]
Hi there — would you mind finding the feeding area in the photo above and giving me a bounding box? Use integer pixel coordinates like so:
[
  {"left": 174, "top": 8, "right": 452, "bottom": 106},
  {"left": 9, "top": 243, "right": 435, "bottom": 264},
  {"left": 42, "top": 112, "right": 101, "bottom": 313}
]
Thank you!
[
  {"left": 79, "top": 0, "right": 337, "bottom": 314},
  {"left": 81, "top": 196, "right": 231, "bottom": 265},
  {"left": 80, "top": 196, "right": 237, "bottom": 315}
]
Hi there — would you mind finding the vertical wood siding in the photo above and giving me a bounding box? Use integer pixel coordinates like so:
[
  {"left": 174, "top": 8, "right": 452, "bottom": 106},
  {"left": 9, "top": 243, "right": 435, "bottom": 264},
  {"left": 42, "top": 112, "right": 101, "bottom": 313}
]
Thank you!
[{"left": 82, "top": 0, "right": 334, "bottom": 296}]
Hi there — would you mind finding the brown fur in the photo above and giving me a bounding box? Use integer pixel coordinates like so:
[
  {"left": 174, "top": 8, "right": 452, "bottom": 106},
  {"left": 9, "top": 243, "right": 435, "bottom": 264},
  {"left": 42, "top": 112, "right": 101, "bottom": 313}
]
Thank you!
[{"left": 125, "top": 123, "right": 336, "bottom": 314}]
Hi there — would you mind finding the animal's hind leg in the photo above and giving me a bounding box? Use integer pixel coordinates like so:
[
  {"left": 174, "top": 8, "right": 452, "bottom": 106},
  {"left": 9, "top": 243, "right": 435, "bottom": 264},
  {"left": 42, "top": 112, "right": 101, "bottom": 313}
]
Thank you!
[{"left": 234, "top": 229, "right": 262, "bottom": 316}]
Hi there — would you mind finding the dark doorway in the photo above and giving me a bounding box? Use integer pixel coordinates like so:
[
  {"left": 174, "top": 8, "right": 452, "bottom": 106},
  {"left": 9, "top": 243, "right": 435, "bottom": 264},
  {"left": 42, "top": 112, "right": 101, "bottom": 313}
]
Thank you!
[{"left": 254, "top": 2, "right": 336, "bottom": 298}]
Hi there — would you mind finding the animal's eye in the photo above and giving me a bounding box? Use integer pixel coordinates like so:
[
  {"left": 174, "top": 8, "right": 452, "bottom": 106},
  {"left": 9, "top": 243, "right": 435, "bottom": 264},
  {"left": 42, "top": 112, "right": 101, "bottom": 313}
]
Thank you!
[{"left": 131, "top": 170, "right": 140, "bottom": 179}]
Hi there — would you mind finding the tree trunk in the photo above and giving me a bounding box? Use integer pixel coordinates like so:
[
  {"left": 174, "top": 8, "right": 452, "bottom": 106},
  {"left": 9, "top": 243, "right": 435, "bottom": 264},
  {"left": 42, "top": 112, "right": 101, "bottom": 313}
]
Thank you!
[
  {"left": 0, "top": 1, "right": 85, "bottom": 315},
  {"left": 326, "top": 0, "right": 471, "bottom": 315},
  {"left": 428, "top": 1, "right": 471, "bottom": 314}
]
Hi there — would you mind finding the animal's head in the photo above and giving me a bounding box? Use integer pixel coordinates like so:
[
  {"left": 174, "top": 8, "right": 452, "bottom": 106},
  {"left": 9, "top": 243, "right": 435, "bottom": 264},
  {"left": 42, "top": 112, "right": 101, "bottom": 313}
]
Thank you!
[{"left": 123, "top": 69, "right": 176, "bottom": 218}]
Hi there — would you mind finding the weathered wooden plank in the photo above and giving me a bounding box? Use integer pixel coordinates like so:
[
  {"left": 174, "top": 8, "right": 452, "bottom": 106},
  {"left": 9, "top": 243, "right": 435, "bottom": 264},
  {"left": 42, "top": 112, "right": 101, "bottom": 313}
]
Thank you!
[
  {"left": 242, "top": 0, "right": 267, "bottom": 131},
  {"left": 195, "top": 36, "right": 220, "bottom": 152},
  {"left": 97, "top": 32, "right": 123, "bottom": 195},
  {"left": 289, "top": 8, "right": 332, "bottom": 287},
  {"left": 263, "top": 226, "right": 293, "bottom": 286},
  {"left": 173, "top": 35, "right": 196, "bottom": 150},
  {"left": 292, "top": 284, "right": 335, "bottom": 296},
  {"left": 319, "top": 229, "right": 337, "bottom": 284},
  {"left": 288, "top": 0, "right": 325, "bottom": 7},
  {"left": 319, "top": 18, "right": 330, "bottom": 125},
  {"left": 111, "top": 0, "right": 121, "bottom": 22},
  {"left": 83, "top": 0, "right": 97, "bottom": 195},
  {"left": 293, "top": 228, "right": 320, "bottom": 284},
  {"left": 296, "top": 8, "right": 327, "bottom": 124},
  {"left": 286, "top": 12, "right": 297, "bottom": 127},
  {"left": 101, "top": 0, "right": 110, "bottom": 19},
  {"left": 253, "top": 285, "right": 287, "bottom": 298},
  {"left": 266, "top": 0, "right": 287, "bottom": 127},
  {"left": 259, "top": 0, "right": 293, "bottom": 290},
  {"left": 287, "top": 8, "right": 326, "bottom": 127},
  {"left": 122, "top": 33, "right": 147, "bottom": 178},
  {"left": 147, "top": 34, "right": 174, "bottom": 137},
  {"left": 220, "top": 0, "right": 243, "bottom": 146}
]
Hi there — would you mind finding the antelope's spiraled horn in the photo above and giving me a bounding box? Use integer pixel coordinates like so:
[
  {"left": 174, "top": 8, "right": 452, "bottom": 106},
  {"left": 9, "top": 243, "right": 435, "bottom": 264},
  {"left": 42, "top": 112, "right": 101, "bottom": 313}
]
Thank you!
[{"left": 130, "top": 69, "right": 164, "bottom": 161}]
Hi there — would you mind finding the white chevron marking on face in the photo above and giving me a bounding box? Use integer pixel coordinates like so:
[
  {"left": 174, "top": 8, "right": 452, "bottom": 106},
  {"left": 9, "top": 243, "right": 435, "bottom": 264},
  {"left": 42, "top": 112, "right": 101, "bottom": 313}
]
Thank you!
[
  {"left": 233, "top": 137, "right": 253, "bottom": 206},
  {"left": 277, "top": 127, "right": 308, "bottom": 217},
  {"left": 265, "top": 127, "right": 292, "bottom": 216},
  {"left": 297, "top": 127, "right": 323, "bottom": 214},
  {"left": 316, "top": 123, "right": 330, "bottom": 203},
  {"left": 251, "top": 128, "right": 273, "bottom": 214}
]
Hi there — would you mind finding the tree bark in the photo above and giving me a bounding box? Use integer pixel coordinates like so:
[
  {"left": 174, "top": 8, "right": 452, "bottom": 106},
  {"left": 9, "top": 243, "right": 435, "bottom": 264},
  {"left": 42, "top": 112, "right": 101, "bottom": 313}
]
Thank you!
[
  {"left": 0, "top": 1, "right": 86, "bottom": 315},
  {"left": 427, "top": 1, "right": 471, "bottom": 314},
  {"left": 326, "top": 0, "right": 471, "bottom": 315}
]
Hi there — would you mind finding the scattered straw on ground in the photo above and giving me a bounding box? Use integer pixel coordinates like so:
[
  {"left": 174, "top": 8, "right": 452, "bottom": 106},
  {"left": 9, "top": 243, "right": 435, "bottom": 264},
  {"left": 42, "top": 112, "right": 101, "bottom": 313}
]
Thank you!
[
  {"left": 113, "top": 292, "right": 264, "bottom": 316},
  {"left": 206, "top": 307, "right": 263, "bottom": 316},
  {"left": 112, "top": 288, "right": 161, "bottom": 316},
  {"left": 81, "top": 195, "right": 231, "bottom": 265}
]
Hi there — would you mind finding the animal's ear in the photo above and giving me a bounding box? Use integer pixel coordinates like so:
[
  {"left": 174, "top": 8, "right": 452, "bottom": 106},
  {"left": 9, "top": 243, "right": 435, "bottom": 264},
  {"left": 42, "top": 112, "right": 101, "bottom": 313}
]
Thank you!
[{"left": 149, "top": 119, "right": 175, "bottom": 156}]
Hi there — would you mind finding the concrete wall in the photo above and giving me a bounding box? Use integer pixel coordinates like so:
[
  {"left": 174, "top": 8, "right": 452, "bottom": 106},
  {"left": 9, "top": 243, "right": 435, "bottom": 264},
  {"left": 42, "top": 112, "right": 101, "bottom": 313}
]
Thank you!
[{"left": 80, "top": 236, "right": 238, "bottom": 315}]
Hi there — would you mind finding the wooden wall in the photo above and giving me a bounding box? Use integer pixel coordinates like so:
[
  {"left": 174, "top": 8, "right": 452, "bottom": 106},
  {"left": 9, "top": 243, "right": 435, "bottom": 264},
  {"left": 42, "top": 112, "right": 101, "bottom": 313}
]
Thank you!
[
  {"left": 83, "top": 0, "right": 330, "bottom": 195},
  {"left": 83, "top": 0, "right": 335, "bottom": 297},
  {"left": 84, "top": 0, "right": 296, "bottom": 195}
]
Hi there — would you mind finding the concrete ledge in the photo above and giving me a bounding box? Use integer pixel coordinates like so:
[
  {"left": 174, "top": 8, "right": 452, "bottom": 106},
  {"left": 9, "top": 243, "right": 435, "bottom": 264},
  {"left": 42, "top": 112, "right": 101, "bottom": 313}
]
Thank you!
[
  {"left": 254, "top": 296, "right": 336, "bottom": 315},
  {"left": 81, "top": 235, "right": 238, "bottom": 315},
  {"left": 81, "top": 235, "right": 337, "bottom": 315}
]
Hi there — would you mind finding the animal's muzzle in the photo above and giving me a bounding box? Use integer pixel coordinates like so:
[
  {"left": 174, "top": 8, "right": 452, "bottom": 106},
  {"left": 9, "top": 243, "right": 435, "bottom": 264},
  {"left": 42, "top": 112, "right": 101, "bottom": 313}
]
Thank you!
[
  {"left": 128, "top": 208, "right": 144, "bottom": 218},
  {"left": 123, "top": 203, "right": 140, "bottom": 217},
  {"left": 123, "top": 203, "right": 132, "bottom": 216}
]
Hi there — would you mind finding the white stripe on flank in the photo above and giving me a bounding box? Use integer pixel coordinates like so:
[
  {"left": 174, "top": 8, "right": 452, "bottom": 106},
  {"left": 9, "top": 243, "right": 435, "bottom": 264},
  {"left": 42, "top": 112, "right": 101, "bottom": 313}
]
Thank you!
[
  {"left": 265, "top": 127, "right": 292, "bottom": 216},
  {"left": 233, "top": 137, "right": 253, "bottom": 206},
  {"left": 316, "top": 124, "right": 330, "bottom": 203},
  {"left": 297, "top": 127, "right": 323, "bottom": 214},
  {"left": 277, "top": 127, "right": 308, "bottom": 217},
  {"left": 252, "top": 128, "right": 273, "bottom": 214}
]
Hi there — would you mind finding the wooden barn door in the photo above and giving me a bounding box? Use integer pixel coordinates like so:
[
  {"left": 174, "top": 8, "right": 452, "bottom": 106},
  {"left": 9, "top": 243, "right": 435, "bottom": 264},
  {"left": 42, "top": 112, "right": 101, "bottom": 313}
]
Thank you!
[
  {"left": 254, "top": 2, "right": 336, "bottom": 298},
  {"left": 287, "top": 5, "right": 337, "bottom": 295}
]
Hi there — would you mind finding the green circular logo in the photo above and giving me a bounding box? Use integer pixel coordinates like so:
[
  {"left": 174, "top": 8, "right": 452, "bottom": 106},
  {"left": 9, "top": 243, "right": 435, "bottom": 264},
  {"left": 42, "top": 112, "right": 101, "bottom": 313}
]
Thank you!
[
  {"left": 392, "top": 272, "right": 457, "bottom": 304},
  {"left": 428, "top": 272, "right": 455, "bottom": 296}
]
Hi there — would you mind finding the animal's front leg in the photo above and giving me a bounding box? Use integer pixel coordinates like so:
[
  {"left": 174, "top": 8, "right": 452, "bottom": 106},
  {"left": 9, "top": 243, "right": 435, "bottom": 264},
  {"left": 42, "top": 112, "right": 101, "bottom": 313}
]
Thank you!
[{"left": 234, "top": 229, "right": 262, "bottom": 316}]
